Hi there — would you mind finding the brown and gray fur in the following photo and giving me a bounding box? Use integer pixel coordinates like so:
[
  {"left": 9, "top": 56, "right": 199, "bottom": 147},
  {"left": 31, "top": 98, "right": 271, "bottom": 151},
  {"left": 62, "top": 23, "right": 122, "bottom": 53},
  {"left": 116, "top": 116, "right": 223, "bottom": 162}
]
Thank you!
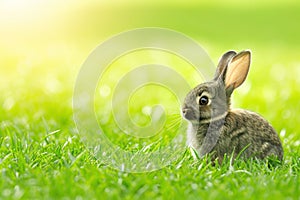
[{"left": 182, "top": 50, "right": 283, "bottom": 163}]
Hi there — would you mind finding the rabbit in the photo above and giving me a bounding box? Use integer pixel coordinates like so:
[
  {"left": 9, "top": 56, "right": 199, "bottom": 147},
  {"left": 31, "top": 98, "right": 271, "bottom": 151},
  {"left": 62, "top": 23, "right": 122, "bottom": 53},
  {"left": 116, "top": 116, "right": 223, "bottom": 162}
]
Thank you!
[{"left": 182, "top": 50, "right": 283, "bottom": 163}]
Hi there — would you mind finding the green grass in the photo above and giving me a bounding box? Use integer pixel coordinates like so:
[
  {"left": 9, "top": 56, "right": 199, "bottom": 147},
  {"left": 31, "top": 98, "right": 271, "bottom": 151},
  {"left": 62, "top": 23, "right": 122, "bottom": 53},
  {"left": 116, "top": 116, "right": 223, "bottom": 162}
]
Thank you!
[
  {"left": 1, "top": 1, "right": 300, "bottom": 199},
  {"left": 0, "top": 123, "right": 299, "bottom": 199}
]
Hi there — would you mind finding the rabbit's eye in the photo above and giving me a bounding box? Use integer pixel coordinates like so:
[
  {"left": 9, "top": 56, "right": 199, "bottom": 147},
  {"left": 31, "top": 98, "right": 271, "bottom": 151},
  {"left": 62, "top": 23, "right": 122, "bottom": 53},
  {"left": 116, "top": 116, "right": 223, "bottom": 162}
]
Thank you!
[{"left": 198, "top": 96, "right": 209, "bottom": 105}]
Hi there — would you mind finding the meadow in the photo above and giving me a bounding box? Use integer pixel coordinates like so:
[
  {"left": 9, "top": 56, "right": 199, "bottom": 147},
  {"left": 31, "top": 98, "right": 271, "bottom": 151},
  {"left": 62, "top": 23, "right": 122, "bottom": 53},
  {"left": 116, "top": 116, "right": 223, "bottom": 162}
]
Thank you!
[{"left": 0, "top": 1, "right": 299, "bottom": 199}]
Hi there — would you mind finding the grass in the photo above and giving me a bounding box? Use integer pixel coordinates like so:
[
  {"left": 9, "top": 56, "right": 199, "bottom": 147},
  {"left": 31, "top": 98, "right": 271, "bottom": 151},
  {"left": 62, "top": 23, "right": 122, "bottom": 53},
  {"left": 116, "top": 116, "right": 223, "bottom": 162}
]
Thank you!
[
  {"left": 1, "top": 1, "right": 300, "bottom": 199},
  {"left": 0, "top": 122, "right": 299, "bottom": 199}
]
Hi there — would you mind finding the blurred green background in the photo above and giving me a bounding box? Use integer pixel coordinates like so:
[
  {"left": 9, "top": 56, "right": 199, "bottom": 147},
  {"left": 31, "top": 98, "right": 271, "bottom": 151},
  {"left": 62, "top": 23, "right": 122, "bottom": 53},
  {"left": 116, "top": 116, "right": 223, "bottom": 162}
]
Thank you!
[{"left": 1, "top": 0, "right": 299, "bottom": 141}]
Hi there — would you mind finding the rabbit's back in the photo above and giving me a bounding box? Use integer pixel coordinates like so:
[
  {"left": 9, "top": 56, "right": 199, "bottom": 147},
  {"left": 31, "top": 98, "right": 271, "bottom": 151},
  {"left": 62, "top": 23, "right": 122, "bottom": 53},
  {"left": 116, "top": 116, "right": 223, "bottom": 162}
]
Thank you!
[{"left": 215, "top": 109, "right": 283, "bottom": 160}]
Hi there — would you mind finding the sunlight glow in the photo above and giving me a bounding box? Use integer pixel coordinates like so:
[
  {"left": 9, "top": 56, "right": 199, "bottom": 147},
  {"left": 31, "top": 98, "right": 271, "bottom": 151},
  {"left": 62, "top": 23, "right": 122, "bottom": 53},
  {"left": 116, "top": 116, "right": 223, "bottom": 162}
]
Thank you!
[{"left": 1, "top": 0, "right": 41, "bottom": 15}]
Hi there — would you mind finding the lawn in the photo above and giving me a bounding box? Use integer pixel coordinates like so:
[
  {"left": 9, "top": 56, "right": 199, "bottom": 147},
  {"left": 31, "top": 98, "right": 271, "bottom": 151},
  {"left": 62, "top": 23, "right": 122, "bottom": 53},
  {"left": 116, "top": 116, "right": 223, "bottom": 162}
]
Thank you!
[{"left": 0, "top": 1, "right": 299, "bottom": 199}]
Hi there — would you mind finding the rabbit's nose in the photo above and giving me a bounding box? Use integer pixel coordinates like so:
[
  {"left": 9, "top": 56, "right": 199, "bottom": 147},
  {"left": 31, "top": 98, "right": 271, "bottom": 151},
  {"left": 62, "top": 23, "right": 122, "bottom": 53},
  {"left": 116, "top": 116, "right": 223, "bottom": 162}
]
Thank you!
[{"left": 182, "top": 108, "right": 194, "bottom": 120}]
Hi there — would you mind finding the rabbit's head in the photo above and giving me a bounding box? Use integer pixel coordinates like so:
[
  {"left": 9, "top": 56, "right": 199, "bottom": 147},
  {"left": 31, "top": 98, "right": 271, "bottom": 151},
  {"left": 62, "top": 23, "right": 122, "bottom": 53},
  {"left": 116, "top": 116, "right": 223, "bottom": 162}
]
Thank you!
[{"left": 182, "top": 50, "right": 251, "bottom": 124}]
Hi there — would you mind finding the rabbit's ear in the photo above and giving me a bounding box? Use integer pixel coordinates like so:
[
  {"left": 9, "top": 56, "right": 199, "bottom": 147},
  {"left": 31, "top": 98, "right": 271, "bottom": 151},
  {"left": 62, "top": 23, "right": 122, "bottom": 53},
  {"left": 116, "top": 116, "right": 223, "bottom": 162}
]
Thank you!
[
  {"left": 214, "top": 50, "right": 237, "bottom": 80},
  {"left": 224, "top": 50, "right": 251, "bottom": 89}
]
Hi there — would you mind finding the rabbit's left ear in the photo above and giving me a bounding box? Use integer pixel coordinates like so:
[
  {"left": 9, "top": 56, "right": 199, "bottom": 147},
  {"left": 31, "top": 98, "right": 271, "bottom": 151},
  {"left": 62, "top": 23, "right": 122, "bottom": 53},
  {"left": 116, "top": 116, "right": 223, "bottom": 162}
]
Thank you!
[
  {"left": 214, "top": 50, "right": 237, "bottom": 80},
  {"left": 225, "top": 50, "right": 251, "bottom": 90}
]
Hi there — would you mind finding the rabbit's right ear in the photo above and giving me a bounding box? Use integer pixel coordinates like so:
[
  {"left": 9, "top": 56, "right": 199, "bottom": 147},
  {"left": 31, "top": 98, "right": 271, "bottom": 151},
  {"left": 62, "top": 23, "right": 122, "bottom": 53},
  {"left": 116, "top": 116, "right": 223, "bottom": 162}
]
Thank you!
[
  {"left": 224, "top": 50, "right": 251, "bottom": 90},
  {"left": 214, "top": 50, "right": 237, "bottom": 80}
]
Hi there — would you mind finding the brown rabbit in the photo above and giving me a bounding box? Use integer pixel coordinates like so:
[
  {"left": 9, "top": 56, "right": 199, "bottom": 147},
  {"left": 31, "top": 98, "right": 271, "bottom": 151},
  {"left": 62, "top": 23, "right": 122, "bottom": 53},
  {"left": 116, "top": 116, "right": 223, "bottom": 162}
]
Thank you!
[{"left": 182, "top": 50, "right": 283, "bottom": 163}]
